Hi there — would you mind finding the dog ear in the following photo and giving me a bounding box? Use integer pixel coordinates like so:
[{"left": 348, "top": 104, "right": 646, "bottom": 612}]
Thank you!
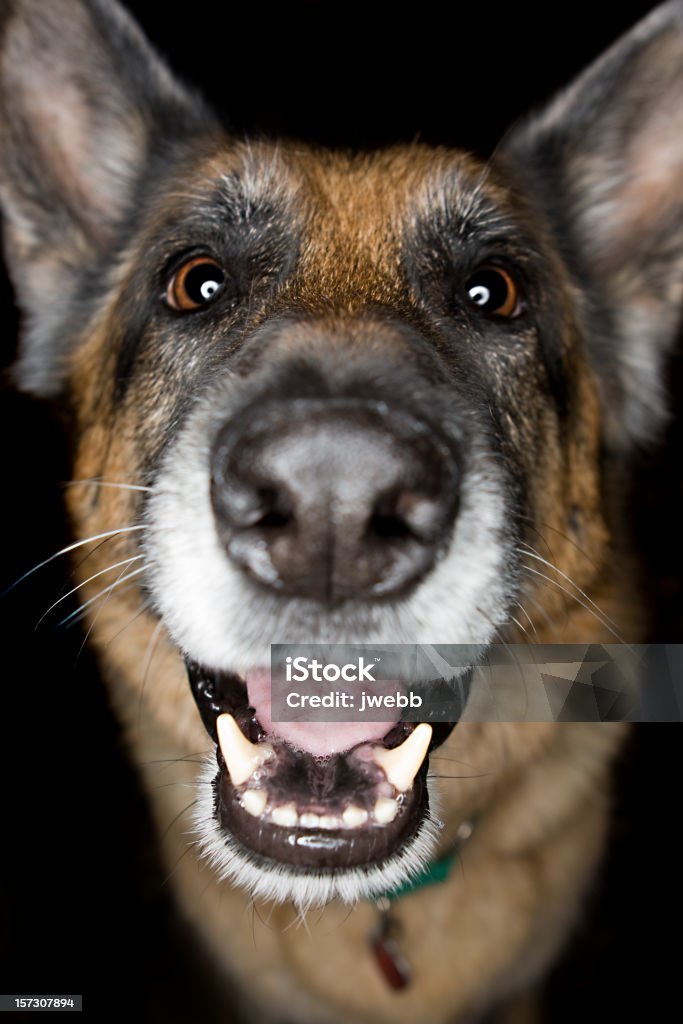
[
  {"left": 500, "top": 0, "right": 683, "bottom": 450},
  {"left": 0, "top": 0, "right": 215, "bottom": 395}
]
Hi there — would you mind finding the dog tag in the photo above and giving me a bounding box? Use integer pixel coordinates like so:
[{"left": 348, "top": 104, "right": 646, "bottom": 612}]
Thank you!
[{"left": 371, "top": 900, "right": 411, "bottom": 990}]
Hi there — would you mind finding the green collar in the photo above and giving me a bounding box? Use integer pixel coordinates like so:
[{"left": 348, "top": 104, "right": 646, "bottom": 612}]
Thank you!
[
  {"left": 377, "top": 817, "right": 478, "bottom": 903},
  {"left": 381, "top": 845, "right": 460, "bottom": 903}
]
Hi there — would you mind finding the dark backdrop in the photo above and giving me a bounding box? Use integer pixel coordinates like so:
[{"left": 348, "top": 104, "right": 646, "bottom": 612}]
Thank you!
[{"left": 1, "top": 2, "right": 681, "bottom": 1020}]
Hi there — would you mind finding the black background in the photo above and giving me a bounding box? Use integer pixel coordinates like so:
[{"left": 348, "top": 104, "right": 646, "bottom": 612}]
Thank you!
[{"left": 1, "top": 1, "right": 681, "bottom": 1020}]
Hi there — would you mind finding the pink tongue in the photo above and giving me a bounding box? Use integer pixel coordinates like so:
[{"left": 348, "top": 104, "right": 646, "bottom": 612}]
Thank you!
[{"left": 246, "top": 667, "right": 398, "bottom": 756}]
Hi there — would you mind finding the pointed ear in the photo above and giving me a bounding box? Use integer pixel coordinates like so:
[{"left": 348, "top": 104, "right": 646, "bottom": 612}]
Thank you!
[
  {"left": 0, "top": 0, "right": 215, "bottom": 395},
  {"left": 499, "top": 1, "right": 683, "bottom": 450}
]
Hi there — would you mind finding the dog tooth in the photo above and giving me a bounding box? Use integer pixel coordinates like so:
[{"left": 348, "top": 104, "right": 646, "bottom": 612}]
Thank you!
[
  {"left": 272, "top": 803, "right": 298, "bottom": 828},
  {"left": 374, "top": 797, "right": 398, "bottom": 824},
  {"left": 300, "top": 812, "right": 321, "bottom": 829},
  {"left": 342, "top": 804, "right": 369, "bottom": 828},
  {"left": 241, "top": 788, "right": 268, "bottom": 818},
  {"left": 319, "top": 815, "right": 340, "bottom": 830},
  {"left": 216, "top": 713, "right": 273, "bottom": 788},
  {"left": 372, "top": 723, "right": 432, "bottom": 792}
]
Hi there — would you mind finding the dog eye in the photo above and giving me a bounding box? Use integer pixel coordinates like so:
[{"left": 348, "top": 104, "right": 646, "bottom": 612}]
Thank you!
[
  {"left": 465, "top": 267, "right": 520, "bottom": 318},
  {"left": 166, "top": 257, "right": 226, "bottom": 311}
]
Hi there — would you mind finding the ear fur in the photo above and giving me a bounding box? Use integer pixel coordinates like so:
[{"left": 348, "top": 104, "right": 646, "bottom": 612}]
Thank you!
[
  {"left": 499, "top": 1, "right": 683, "bottom": 449},
  {"left": 0, "top": 0, "right": 215, "bottom": 394}
]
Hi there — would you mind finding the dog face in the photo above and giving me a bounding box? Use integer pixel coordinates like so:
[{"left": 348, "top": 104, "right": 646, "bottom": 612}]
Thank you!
[{"left": 1, "top": 0, "right": 682, "bottom": 907}]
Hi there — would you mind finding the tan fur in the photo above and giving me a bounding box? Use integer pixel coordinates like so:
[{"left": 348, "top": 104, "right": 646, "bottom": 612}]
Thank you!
[{"left": 56, "top": 143, "right": 634, "bottom": 1023}]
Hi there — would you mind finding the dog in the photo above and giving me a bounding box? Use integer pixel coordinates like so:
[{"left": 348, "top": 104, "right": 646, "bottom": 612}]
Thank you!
[{"left": 1, "top": 1, "right": 681, "bottom": 1020}]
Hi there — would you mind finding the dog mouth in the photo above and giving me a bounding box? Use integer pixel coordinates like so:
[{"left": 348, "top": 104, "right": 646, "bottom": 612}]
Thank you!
[{"left": 187, "top": 659, "right": 454, "bottom": 872}]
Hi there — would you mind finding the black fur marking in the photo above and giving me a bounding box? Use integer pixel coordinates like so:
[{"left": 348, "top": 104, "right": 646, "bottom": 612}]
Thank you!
[
  {"left": 111, "top": 162, "right": 302, "bottom": 401},
  {"left": 403, "top": 190, "right": 572, "bottom": 420}
]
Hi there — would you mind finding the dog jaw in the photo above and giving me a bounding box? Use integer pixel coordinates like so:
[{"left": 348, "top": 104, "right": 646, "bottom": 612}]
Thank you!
[{"left": 193, "top": 757, "right": 444, "bottom": 909}]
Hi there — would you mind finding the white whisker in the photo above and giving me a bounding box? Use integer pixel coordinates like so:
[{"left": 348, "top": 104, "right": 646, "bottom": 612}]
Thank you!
[
  {"left": 514, "top": 600, "right": 537, "bottom": 635},
  {"left": 520, "top": 565, "right": 628, "bottom": 645},
  {"left": 36, "top": 555, "right": 145, "bottom": 628},
  {"left": 3, "top": 525, "right": 145, "bottom": 595},
  {"left": 75, "top": 582, "right": 139, "bottom": 664},
  {"left": 138, "top": 618, "right": 165, "bottom": 715},
  {"left": 58, "top": 565, "right": 147, "bottom": 627},
  {"left": 518, "top": 589, "right": 555, "bottom": 631},
  {"left": 516, "top": 543, "right": 619, "bottom": 629},
  {"left": 63, "top": 479, "right": 152, "bottom": 493},
  {"left": 63, "top": 581, "right": 146, "bottom": 629},
  {"left": 508, "top": 613, "right": 532, "bottom": 641}
]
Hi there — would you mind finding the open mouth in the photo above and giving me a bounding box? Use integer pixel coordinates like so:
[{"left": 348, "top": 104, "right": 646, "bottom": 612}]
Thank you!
[{"left": 187, "top": 659, "right": 456, "bottom": 880}]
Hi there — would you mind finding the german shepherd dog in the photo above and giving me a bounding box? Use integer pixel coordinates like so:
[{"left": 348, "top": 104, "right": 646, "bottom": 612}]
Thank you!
[{"left": 1, "top": 1, "right": 681, "bottom": 1021}]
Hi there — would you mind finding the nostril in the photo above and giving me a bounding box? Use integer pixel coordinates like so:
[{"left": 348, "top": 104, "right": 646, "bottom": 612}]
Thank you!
[
  {"left": 370, "top": 489, "right": 444, "bottom": 544},
  {"left": 216, "top": 479, "right": 293, "bottom": 532},
  {"left": 255, "top": 491, "right": 292, "bottom": 531},
  {"left": 396, "top": 490, "right": 447, "bottom": 540},
  {"left": 258, "top": 510, "right": 291, "bottom": 529},
  {"left": 369, "top": 510, "right": 414, "bottom": 541}
]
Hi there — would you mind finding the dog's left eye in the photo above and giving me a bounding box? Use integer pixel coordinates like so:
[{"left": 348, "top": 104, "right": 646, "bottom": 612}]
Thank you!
[
  {"left": 166, "top": 257, "right": 226, "bottom": 311},
  {"left": 465, "top": 267, "right": 521, "bottom": 318}
]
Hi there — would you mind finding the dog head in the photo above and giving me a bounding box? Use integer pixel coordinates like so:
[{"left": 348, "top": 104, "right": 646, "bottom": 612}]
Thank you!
[{"left": 1, "top": 0, "right": 681, "bottom": 906}]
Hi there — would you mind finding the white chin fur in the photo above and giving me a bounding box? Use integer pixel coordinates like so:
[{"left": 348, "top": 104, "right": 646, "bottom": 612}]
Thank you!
[
  {"left": 192, "top": 758, "right": 443, "bottom": 909},
  {"left": 143, "top": 383, "right": 514, "bottom": 674}
]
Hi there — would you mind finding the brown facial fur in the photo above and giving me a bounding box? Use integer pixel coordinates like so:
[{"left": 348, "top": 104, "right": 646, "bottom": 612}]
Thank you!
[
  {"left": 56, "top": 141, "right": 629, "bottom": 1023},
  {"left": 64, "top": 141, "right": 621, "bottom": 655},
  {"left": 4, "top": 1, "right": 683, "bottom": 1021}
]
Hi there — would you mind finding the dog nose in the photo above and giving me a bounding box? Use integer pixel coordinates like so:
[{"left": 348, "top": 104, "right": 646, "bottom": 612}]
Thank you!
[{"left": 210, "top": 399, "right": 459, "bottom": 602}]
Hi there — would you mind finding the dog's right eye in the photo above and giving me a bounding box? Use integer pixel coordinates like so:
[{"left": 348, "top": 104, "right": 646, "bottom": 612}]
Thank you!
[{"left": 166, "top": 257, "right": 226, "bottom": 311}]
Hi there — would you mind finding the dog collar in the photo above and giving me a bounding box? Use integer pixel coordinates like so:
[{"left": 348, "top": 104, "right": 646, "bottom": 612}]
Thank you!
[
  {"left": 380, "top": 842, "right": 461, "bottom": 903},
  {"left": 370, "top": 819, "right": 475, "bottom": 990}
]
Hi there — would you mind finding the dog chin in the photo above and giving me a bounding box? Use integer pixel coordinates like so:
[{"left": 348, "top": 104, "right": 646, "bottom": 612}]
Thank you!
[{"left": 192, "top": 758, "right": 444, "bottom": 908}]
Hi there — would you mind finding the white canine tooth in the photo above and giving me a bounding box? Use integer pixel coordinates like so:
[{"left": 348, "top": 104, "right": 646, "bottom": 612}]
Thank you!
[
  {"left": 300, "top": 813, "right": 321, "bottom": 829},
  {"left": 241, "top": 788, "right": 268, "bottom": 818},
  {"left": 216, "top": 713, "right": 273, "bottom": 788},
  {"left": 372, "top": 723, "right": 432, "bottom": 792},
  {"left": 272, "top": 803, "right": 298, "bottom": 828},
  {"left": 374, "top": 797, "right": 398, "bottom": 824},
  {"left": 319, "top": 815, "right": 340, "bottom": 830},
  {"left": 342, "top": 804, "right": 369, "bottom": 829}
]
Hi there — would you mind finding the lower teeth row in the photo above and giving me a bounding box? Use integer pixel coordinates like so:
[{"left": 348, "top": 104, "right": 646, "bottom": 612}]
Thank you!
[{"left": 239, "top": 789, "right": 400, "bottom": 828}]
